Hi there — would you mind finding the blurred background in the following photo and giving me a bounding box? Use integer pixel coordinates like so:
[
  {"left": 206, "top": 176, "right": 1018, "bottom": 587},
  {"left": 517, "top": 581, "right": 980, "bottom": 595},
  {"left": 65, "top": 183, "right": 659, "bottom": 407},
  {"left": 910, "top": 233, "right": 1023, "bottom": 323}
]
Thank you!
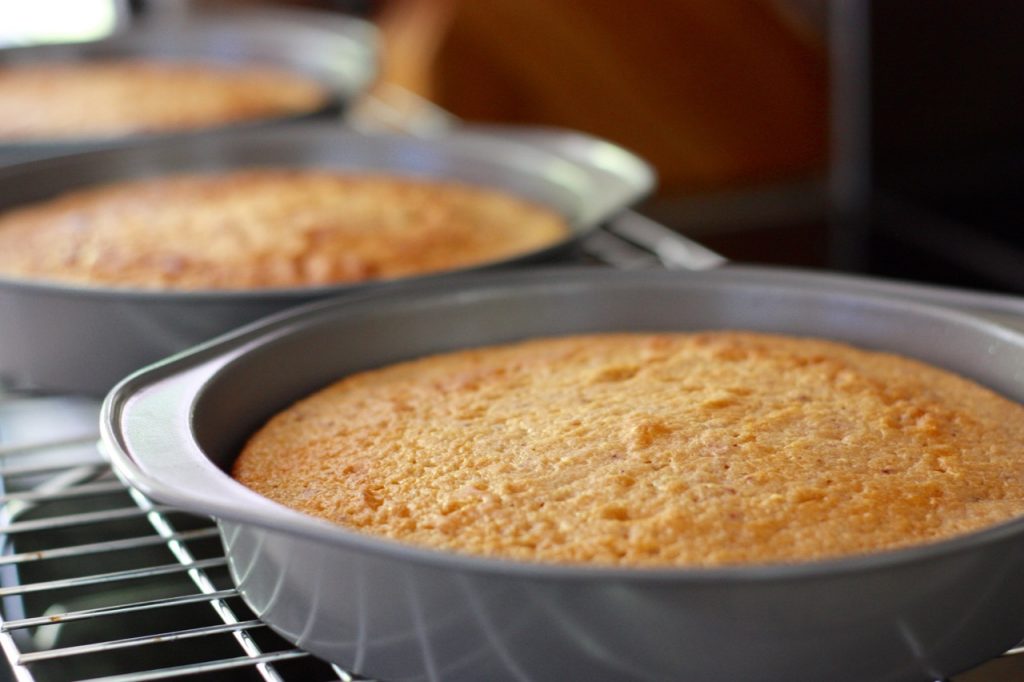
[{"left": 2, "top": 0, "right": 1022, "bottom": 293}]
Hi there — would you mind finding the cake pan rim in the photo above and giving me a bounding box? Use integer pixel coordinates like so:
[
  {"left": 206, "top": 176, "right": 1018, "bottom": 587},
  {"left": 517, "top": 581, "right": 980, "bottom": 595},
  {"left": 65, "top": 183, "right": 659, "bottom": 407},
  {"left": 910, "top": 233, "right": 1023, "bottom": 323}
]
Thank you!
[
  {"left": 0, "top": 124, "right": 645, "bottom": 297},
  {"left": 101, "top": 264, "right": 1024, "bottom": 584},
  {"left": 0, "top": 4, "right": 377, "bottom": 150}
]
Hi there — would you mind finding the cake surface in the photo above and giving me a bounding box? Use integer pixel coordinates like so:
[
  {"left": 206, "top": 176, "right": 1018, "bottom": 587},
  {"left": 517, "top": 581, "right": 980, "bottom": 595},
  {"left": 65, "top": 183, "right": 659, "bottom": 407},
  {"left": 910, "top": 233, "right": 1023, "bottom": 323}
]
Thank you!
[
  {"left": 0, "top": 60, "right": 328, "bottom": 140},
  {"left": 0, "top": 170, "right": 569, "bottom": 290},
  {"left": 232, "top": 332, "right": 1024, "bottom": 567}
]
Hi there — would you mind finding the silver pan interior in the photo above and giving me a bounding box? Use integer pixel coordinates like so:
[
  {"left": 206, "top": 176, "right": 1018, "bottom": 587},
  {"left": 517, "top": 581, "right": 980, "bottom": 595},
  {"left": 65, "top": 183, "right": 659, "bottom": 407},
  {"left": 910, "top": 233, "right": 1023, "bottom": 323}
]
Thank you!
[
  {"left": 0, "top": 124, "right": 653, "bottom": 394},
  {"left": 0, "top": 6, "right": 376, "bottom": 164},
  {"left": 103, "top": 266, "right": 1024, "bottom": 682}
]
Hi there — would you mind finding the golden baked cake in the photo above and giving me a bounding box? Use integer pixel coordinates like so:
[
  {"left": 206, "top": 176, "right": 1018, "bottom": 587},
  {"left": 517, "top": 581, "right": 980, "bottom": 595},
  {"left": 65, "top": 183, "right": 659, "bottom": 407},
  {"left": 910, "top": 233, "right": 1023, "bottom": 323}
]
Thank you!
[
  {"left": 0, "top": 170, "right": 569, "bottom": 289},
  {"left": 233, "top": 332, "right": 1024, "bottom": 567},
  {"left": 0, "top": 60, "right": 328, "bottom": 141}
]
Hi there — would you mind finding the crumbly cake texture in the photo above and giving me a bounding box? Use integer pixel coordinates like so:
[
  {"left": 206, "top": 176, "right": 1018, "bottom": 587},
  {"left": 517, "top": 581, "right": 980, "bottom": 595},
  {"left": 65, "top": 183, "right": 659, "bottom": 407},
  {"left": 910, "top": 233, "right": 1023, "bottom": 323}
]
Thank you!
[
  {"left": 232, "top": 332, "right": 1024, "bottom": 567},
  {"left": 0, "top": 60, "right": 328, "bottom": 140},
  {"left": 0, "top": 170, "right": 569, "bottom": 290}
]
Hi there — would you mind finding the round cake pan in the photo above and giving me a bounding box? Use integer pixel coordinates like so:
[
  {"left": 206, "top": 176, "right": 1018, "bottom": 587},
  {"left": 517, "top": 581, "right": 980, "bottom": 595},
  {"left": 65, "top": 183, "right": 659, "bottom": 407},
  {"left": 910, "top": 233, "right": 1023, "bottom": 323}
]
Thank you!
[
  {"left": 0, "top": 5, "right": 376, "bottom": 165},
  {"left": 102, "top": 266, "right": 1024, "bottom": 682},
  {"left": 0, "top": 124, "right": 653, "bottom": 395}
]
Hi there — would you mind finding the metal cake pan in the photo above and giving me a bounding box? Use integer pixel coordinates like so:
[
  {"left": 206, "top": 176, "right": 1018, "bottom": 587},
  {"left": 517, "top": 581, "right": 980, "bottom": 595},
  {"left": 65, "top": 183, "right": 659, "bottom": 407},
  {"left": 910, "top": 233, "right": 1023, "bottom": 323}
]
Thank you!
[
  {"left": 103, "top": 266, "right": 1024, "bottom": 682},
  {"left": 0, "top": 124, "right": 653, "bottom": 395},
  {"left": 0, "top": 6, "right": 376, "bottom": 165}
]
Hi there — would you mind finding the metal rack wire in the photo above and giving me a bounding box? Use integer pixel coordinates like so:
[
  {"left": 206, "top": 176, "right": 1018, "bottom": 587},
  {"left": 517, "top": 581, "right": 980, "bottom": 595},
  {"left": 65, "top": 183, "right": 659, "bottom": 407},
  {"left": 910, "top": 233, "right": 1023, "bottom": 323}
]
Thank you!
[{"left": 0, "top": 399, "right": 355, "bottom": 682}]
